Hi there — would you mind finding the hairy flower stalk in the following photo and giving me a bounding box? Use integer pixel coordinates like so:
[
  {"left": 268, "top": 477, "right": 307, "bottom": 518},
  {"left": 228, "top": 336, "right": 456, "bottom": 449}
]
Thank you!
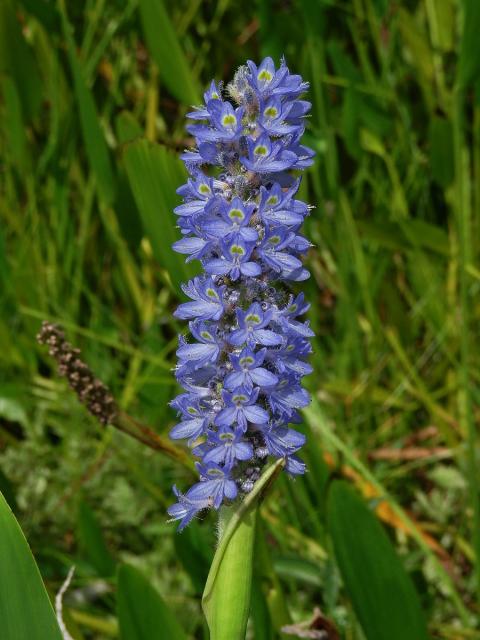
[{"left": 168, "top": 57, "right": 315, "bottom": 530}]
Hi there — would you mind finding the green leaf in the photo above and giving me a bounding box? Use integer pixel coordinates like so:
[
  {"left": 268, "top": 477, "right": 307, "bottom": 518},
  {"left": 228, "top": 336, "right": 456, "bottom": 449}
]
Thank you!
[
  {"left": 0, "top": 76, "right": 29, "bottom": 172},
  {"left": 138, "top": 0, "right": 199, "bottom": 105},
  {"left": 0, "top": 396, "right": 28, "bottom": 427},
  {"left": 59, "top": 0, "right": 116, "bottom": 205},
  {"left": 123, "top": 139, "right": 197, "bottom": 292},
  {"left": 327, "top": 481, "right": 429, "bottom": 640},
  {"left": 273, "top": 556, "right": 322, "bottom": 587},
  {"left": 117, "top": 564, "right": 187, "bottom": 640},
  {"left": 457, "top": 0, "right": 480, "bottom": 88},
  {"left": 77, "top": 501, "right": 116, "bottom": 577},
  {"left": 0, "top": 490, "right": 63, "bottom": 640},
  {"left": 250, "top": 576, "right": 274, "bottom": 640},
  {"left": 0, "top": 0, "right": 42, "bottom": 121},
  {"left": 174, "top": 520, "right": 212, "bottom": 593},
  {"left": 202, "top": 459, "right": 284, "bottom": 640},
  {"left": 429, "top": 116, "right": 454, "bottom": 187}
]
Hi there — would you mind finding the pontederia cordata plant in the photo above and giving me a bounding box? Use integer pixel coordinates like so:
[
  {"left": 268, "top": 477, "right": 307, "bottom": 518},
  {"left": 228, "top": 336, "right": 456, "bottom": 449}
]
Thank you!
[{"left": 167, "top": 57, "right": 315, "bottom": 528}]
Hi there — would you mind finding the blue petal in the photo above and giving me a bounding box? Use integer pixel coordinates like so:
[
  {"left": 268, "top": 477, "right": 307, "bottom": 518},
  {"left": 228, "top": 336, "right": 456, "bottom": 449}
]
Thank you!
[
  {"left": 250, "top": 367, "right": 278, "bottom": 387},
  {"left": 253, "top": 329, "right": 283, "bottom": 346},
  {"left": 243, "top": 404, "right": 269, "bottom": 424},
  {"left": 177, "top": 342, "right": 217, "bottom": 361},
  {"left": 240, "top": 262, "right": 262, "bottom": 276},
  {"left": 172, "top": 236, "right": 207, "bottom": 254},
  {"left": 223, "top": 479, "right": 238, "bottom": 500},
  {"left": 170, "top": 418, "right": 205, "bottom": 440},
  {"left": 234, "top": 442, "right": 254, "bottom": 461}
]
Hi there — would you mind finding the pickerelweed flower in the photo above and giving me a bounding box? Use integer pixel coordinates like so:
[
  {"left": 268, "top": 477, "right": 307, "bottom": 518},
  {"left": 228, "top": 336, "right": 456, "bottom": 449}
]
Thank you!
[{"left": 168, "top": 57, "right": 315, "bottom": 530}]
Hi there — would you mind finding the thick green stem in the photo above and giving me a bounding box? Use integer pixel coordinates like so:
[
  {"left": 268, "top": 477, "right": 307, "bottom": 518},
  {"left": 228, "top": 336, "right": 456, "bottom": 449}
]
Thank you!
[
  {"left": 205, "top": 506, "right": 257, "bottom": 640},
  {"left": 202, "top": 460, "right": 284, "bottom": 640}
]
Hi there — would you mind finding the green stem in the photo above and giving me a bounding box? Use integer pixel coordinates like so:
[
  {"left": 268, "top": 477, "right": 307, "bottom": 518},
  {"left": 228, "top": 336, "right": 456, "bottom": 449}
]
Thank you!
[
  {"left": 202, "top": 460, "right": 284, "bottom": 640},
  {"left": 209, "top": 506, "right": 257, "bottom": 640}
]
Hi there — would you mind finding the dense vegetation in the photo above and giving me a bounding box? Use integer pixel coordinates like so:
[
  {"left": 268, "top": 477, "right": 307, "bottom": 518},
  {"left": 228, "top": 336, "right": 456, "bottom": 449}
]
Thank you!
[{"left": 0, "top": 0, "right": 479, "bottom": 638}]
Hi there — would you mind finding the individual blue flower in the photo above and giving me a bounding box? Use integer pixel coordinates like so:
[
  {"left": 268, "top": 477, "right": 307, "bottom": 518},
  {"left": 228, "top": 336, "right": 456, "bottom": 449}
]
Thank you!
[
  {"left": 186, "top": 80, "right": 222, "bottom": 119},
  {"left": 175, "top": 276, "right": 225, "bottom": 321},
  {"left": 215, "top": 386, "right": 269, "bottom": 431},
  {"left": 260, "top": 423, "right": 306, "bottom": 458},
  {"left": 267, "top": 375, "right": 311, "bottom": 420},
  {"left": 225, "top": 347, "right": 278, "bottom": 391},
  {"left": 169, "top": 395, "right": 210, "bottom": 442},
  {"left": 167, "top": 485, "right": 211, "bottom": 531},
  {"left": 189, "top": 463, "right": 238, "bottom": 509},
  {"left": 229, "top": 303, "right": 283, "bottom": 347},
  {"left": 203, "top": 427, "right": 254, "bottom": 466},
  {"left": 203, "top": 197, "right": 258, "bottom": 242},
  {"left": 241, "top": 133, "right": 297, "bottom": 173},
  {"left": 188, "top": 101, "right": 244, "bottom": 143},
  {"left": 204, "top": 237, "right": 261, "bottom": 280},
  {"left": 176, "top": 321, "right": 221, "bottom": 371}
]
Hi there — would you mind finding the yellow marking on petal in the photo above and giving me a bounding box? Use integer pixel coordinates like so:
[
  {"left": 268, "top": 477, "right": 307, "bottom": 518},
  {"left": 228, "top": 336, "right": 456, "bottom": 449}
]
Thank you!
[
  {"left": 222, "top": 114, "right": 237, "bottom": 127},
  {"left": 245, "top": 314, "right": 260, "bottom": 324},
  {"left": 254, "top": 145, "right": 268, "bottom": 156},
  {"left": 264, "top": 106, "right": 278, "bottom": 118},
  {"left": 229, "top": 208, "right": 244, "bottom": 221},
  {"left": 266, "top": 196, "right": 279, "bottom": 206},
  {"left": 258, "top": 70, "right": 273, "bottom": 82}
]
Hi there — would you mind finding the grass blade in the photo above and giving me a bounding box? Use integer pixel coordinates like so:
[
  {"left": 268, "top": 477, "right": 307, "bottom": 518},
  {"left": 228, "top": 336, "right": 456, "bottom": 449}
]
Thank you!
[
  {"left": 138, "top": 0, "right": 200, "bottom": 105},
  {"left": 58, "top": 0, "right": 116, "bottom": 205}
]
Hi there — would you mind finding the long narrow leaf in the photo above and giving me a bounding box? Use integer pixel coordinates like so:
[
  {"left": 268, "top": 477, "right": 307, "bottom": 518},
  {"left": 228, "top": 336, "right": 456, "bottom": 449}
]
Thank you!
[
  {"left": 0, "top": 490, "right": 63, "bottom": 640},
  {"left": 138, "top": 0, "right": 200, "bottom": 105},
  {"left": 117, "top": 564, "right": 187, "bottom": 640},
  {"left": 327, "top": 481, "right": 429, "bottom": 640},
  {"left": 123, "top": 139, "right": 197, "bottom": 292},
  {"left": 58, "top": 0, "right": 116, "bottom": 205}
]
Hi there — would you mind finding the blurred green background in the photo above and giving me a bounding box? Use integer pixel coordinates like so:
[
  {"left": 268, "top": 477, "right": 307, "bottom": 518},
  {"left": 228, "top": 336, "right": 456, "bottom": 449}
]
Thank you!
[{"left": 0, "top": 0, "right": 479, "bottom": 638}]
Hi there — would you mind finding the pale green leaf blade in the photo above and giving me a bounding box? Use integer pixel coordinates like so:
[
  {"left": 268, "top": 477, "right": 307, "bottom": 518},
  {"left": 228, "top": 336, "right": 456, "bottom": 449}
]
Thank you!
[{"left": 0, "top": 490, "right": 63, "bottom": 640}]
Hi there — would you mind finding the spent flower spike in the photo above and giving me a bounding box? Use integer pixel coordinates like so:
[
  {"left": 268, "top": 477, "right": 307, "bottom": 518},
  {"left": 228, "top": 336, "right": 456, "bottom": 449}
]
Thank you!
[{"left": 167, "top": 57, "right": 315, "bottom": 530}]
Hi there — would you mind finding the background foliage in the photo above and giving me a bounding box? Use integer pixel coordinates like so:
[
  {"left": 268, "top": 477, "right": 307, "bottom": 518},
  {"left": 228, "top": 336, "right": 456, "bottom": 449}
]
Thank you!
[{"left": 0, "top": 0, "right": 479, "bottom": 638}]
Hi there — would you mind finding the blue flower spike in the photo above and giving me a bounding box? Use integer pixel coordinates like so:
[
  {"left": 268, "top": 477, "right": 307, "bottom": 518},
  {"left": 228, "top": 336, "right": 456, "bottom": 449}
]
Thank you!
[{"left": 167, "top": 57, "right": 315, "bottom": 530}]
